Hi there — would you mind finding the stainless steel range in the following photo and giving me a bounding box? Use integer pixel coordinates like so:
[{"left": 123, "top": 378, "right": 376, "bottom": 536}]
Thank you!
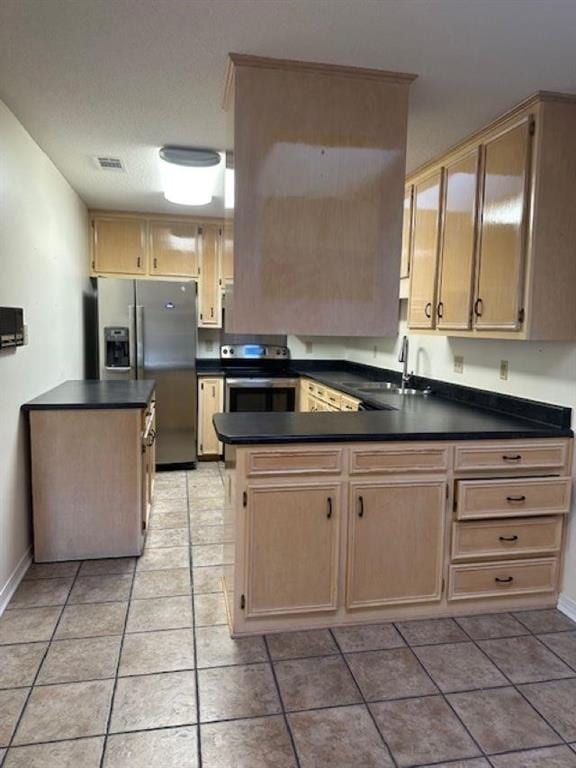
[{"left": 221, "top": 344, "right": 298, "bottom": 413}]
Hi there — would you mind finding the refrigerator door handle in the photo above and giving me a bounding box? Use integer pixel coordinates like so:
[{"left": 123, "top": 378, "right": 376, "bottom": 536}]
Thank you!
[{"left": 135, "top": 304, "right": 144, "bottom": 379}]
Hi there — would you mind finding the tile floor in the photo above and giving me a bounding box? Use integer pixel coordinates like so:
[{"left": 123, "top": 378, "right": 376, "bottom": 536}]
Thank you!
[{"left": 1, "top": 462, "right": 576, "bottom": 767}]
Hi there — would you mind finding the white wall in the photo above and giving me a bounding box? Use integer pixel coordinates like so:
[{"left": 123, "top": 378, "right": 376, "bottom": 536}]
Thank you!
[
  {"left": 0, "top": 99, "right": 90, "bottom": 607},
  {"left": 293, "top": 302, "right": 576, "bottom": 605}
]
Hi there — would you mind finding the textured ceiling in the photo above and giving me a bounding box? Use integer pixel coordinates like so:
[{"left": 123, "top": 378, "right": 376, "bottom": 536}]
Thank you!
[{"left": 1, "top": 0, "right": 576, "bottom": 215}]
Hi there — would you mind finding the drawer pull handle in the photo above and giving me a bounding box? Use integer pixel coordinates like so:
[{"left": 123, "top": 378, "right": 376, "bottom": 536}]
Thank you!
[
  {"left": 424, "top": 302, "right": 432, "bottom": 319},
  {"left": 358, "top": 495, "right": 364, "bottom": 518},
  {"left": 327, "top": 497, "right": 333, "bottom": 519},
  {"left": 499, "top": 535, "right": 519, "bottom": 542},
  {"left": 506, "top": 495, "right": 526, "bottom": 503},
  {"left": 495, "top": 576, "right": 514, "bottom": 584},
  {"left": 502, "top": 454, "right": 522, "bottom": 462}
]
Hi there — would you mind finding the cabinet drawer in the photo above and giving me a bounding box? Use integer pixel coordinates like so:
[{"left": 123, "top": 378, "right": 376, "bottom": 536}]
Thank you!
[
  {"left": 351, "top": 445, "right": 450, "bottom": 474},
  {"left": 246, "top": 448, "right": 343, "bottom": 476},
  {"left": 448, "top": 558, "right": 559, "bottom": 601},
  {"left": 452, "top": 517, "right": 563, "bottom": 562},
  {"left": 341, "top": 395, "right": 360, "bottom": 412},
  {"left": 454, "top": 441, "right": 569, "bottom": 472},
  {"left": 456, "top": 477, "right": 571, "bottom": 520}
]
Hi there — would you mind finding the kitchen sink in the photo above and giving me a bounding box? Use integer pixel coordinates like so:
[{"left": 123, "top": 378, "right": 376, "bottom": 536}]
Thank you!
[
  {"left": 358, "top": 386, "right": 431, "bottom": 397},
  {"left": 340, "top": 381, "right": 396, "bottom": 391}
]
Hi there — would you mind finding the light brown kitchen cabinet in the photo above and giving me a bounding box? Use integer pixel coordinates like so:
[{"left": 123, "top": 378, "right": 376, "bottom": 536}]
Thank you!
[
  {"left": 408, "top": 171, "right": 442, "bottom": 329},
  {"left": 437, "top": 148, "right": 480, "bottom": 330},
  {"left": 198, "top": 225, "right": 222, "bottom": 328},
  {"left": 221, "top": 220, "right": 234, "bottom": 282},
  {"left": 347, "top": 480, "right": 446, "bottom": 608},
  {"left": 400, "top": 186, "right": 413, "bottom": 279},
  {"left": 474, "top": 118, "right": 532, "bottom": 330},
  {"left": 149, "top": 220, "right": 200, "bottom": 278},
  {"left": 92, "top": 216, "right": 147, "bottom": 275},
  {"left": 244, "top": 482, "right": 340, "bottom": 617},
  {"left": 197, "top": 376, "right": 224, "bottom": 457}
]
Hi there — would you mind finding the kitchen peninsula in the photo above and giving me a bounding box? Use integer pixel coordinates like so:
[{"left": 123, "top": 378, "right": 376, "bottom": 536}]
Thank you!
[{"left": 215, "top": 375, "right": 573, "bottom": 636}]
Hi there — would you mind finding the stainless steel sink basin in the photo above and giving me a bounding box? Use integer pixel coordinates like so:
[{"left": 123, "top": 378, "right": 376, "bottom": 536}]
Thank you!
[
  {"left": 358, "top": 386, "right": 431, "bottom": 397},
  {"left": 341, "top": 381, "right": 396, "bottom": 391}
]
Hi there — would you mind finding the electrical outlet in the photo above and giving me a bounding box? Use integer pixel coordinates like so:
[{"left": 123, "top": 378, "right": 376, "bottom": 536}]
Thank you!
[
  {"left": 305, "top": 341, "right": 313, "bottom": 354},
  {"left": 454, "top": 355, "right": 464, "bottom": 374},
  {"left": 500, "top": 360, "right": 509, "bottom": 380}
]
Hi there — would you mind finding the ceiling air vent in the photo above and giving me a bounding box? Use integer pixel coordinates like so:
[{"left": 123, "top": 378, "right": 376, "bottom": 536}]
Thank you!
[{"left": 94, "top": 156, "right": 125, "bottom": 172}]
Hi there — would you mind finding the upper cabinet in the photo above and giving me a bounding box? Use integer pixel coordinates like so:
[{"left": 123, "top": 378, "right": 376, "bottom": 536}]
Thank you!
[
  {"left": 405, "top": 92, "right": 576, "bottom": 340},
  {"left": 149, "top": 220, "right": 200, "bottom": 278},
  {"left": 198, "top": 224, "right": 222, "bottom": 327},
  {"left": 221, "top": 220, "right": 234, "bottom": 283},
  {"left": 225, "top": 54, "right": 416, "bottom": 336},
  {"left": 92, "top": 217, "right": 147, "bottom": 275}
]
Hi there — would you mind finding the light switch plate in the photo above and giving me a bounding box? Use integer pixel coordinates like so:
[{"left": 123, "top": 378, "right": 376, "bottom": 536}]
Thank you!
[
  {"left": 500, "top": 360, "right": 509, "bottom": 380},
  {"left": 454, "top": 355, "right": 464, "bottom": 374}
]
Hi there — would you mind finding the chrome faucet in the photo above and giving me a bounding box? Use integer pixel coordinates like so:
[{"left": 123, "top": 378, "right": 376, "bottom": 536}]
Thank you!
[{"left": 398, "top": 335, "right": 410, "bottom": 394}]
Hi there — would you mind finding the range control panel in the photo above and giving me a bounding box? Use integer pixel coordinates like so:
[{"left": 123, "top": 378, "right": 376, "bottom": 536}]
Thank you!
[{"left": 220, "top": 344, "right": 290, "bottom": 360}]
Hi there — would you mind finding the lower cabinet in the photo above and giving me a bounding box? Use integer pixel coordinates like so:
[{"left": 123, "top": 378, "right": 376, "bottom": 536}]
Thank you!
[
  {"left": 244, "top": 482, "right": 340, "bottom": 617},
  {"left": 347, "top": 480, "right": 446, "bottom": 609},
  {"left": 198, "top": 376, "right": 224, "bottom": 457}
]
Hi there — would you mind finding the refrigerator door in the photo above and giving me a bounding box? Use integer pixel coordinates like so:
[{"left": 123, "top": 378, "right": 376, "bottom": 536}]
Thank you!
[
  {"left": 97, "top": 278, "right": 136, "bottom": 380},
  {"left": 135, "top": 280, "right": 197, "bottom": 467}
]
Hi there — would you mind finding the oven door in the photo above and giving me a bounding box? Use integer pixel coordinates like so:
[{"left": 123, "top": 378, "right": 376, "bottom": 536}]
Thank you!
[{"left": 226, "top": 379, "right": 297, "bottom": 412}]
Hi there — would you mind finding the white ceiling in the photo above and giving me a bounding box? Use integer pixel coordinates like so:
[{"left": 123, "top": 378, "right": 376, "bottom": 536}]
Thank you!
[{"left": 1, "top": 0, "right": 576, "bottom": 216}]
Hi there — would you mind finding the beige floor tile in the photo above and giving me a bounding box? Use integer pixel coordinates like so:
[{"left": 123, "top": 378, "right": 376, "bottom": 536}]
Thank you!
[
  {"left": 145, "top": 528, "right": 189, "bottom": 549},
  {"left": 24, "top": 562, "right": 80, "bottom": 581},
  {"left": 478, "top": 635, "right": 574, "bottom": 683},
  {"left": 332, "top": 623, "right": 405, "bottom": 653},
  {"left": 37, "top": 636, "right": 121, "bottom": 684},
  {"left": 189, "top": 482, "right": 225, "bottom": 499},
  {"left": 447, "top": 686, "right": 560, "bottom": 754},
  {"left": 3, "top": 737, "right": 104, "bottom": 767},
  {"left": 119, "top": 628, "right": 195, "bottom": 676},
  {"left": 0, "top": 607, "right": 62, "bottom": 645},
  {"left": 192, "top": 544, "right": 233, "bottom": 567},
  {"left": 193, "top": 565, "right": 229, "bottom": 594},
  {"left": 188, "top": 510, "right": 224, "bottom": 526},
  {"left": 370, "top": 695, "right": 480, "bottom": 767},
  {"left": 149, "top": 510, "right": 188, "bottom": 529},
  {"left": 69, "top": 574, "right": 132, "bottom": 604},
  {"left": 201, "top": 716, "right": 296, "bottom": 768},
  {"left": 289, "top": 705, "right": 393, "bottom": 768},
  {"left": 395, "top": 617, "right": 468, "bottom": 646},
  {"left": 539, "top": 631, "right": 576, "bottom": 668},
  {"left": 0, "top": 748, "right": 5, "bottom": 764},
  {"left": 196, "top": 625, "right": 267, "bottom": 668},
  {"left": 132, "top": 568, "right": 191, "bottom": 599},
  {"left": 150, "top": 498, "right": 188, "bottom": 515},
  {"left": 0, "top": 689, "right": 29, "bottom": 747},
  {"left": 414, "top": 641, "right": 507, "bottom": 693},
  {"left": 267, "top": 629, "right": 338, "bottom": 660},
  {"left": 79, "top": 558, "right": 136, "bottom": 576},
  {"left": 0, "top": 644, "right": 47, "bottom": 688},
  {"left": 455, "top": 613, "right": 528, "bottom": 640},
  {"left": 110, "top": 671, "right": 197, "bottom": 732},
  {"left": 190, "top": 524, "right": 233, "bottom": 545},
  {"left": 490, "top": 746, "right": 576, "bottom": 767},
  {"left": 520, "top": 678, "right": 576, "bottom": 740},
  {"left": 194, "top": 593, "right": 227, "bottom": 626},
  {"left": 55, "top": 602, "right": 128, "bottom": 640},
  {"left": 198, "top": 663, "right": 281, "bottom": 722},
  {"left": 275, "top": 655, "right": 361, "bottom": 712},
  {"left": 104, "top": 726, "right": 198, "bottom": 768},
  {"left": 126, "top": 595, "right": 192, "bottom": 633},
  {"left": 13, "top": 679, "right": 113, "bottom": 744},
  {"left": 346, "top": 647, "right": 438, "bottom": 702},
  {"left": 188, "top": 499, "right": 225, "bottom": 513},
  {"left": 136, "top": 546, "right": 189, "bottom": 572},
  {"left": 154, "top": 488, "right": 188, "bottom": 502},
  {"left": 7, "top": 578, "right": 73, "bottom": 609},
  {"left": 513, "top": 609, "right": 576, "bottom": 634}
]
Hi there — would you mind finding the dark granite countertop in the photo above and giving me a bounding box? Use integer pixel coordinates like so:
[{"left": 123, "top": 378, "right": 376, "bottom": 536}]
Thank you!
[{"left": 22, "top": 380, "right": 156, "bottom": 411}]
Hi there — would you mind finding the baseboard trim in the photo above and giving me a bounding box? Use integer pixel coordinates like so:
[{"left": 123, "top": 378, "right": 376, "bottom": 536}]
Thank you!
[
  {"left": 0, "top": 547, "right": 32, "bottom": 617},
  {"left": 558, "top": 592, "right": 576, "bottom": 623}
]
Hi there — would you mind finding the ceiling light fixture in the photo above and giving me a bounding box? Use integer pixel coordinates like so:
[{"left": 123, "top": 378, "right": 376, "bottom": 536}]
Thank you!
[{"left": 159, "top": 147, "right": 221, "bottom": 206}]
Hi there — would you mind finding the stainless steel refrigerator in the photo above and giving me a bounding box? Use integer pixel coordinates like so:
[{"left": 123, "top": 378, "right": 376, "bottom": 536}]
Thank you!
[{"left": 97, "top": 278, "right": 197, "bottom": 468}]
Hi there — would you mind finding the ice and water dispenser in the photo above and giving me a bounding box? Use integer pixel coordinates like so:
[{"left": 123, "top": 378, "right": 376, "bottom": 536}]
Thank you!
[{"left": 104, "top": 327, "right": 130, "bottom": 370}]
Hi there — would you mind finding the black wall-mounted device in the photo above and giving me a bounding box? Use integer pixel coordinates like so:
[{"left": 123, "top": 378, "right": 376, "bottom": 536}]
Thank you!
[{"left": 0, "top": 307, "right": 24, "bottom": 349}]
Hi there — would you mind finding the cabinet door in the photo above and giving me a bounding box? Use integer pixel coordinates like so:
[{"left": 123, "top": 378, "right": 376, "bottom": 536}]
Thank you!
[
  {"left": 92, "top": 217, "right": 147, "bottom": 275},
  {"left": 474, "top": 118, "right": 532, "bottom": 330},
  {"left": 400, "top": 186, "right": 413, "bottom": 279},
  {"left": 149, "top": 221, "right": 200, "bottom": 277},
  {"left": 221, "top": 220, "right": 234, "bottom": 282},
  {"left": 245, "top": 483, "right": 340, "bottom": 616},
  {"left": 347, "top": 480, "right": 446, "bottom": 608},
  {"left": 408, "top": 171, "right": 442, "bottom": 329},
  {"left": 437, "top": 149, "right": 480, "bottom": 330},
  {"left": 198, "top": 377, "right": 224, "bottom": 456},
  {"left": 199, "top": 225, "right": 222, "bottom": 327}
]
